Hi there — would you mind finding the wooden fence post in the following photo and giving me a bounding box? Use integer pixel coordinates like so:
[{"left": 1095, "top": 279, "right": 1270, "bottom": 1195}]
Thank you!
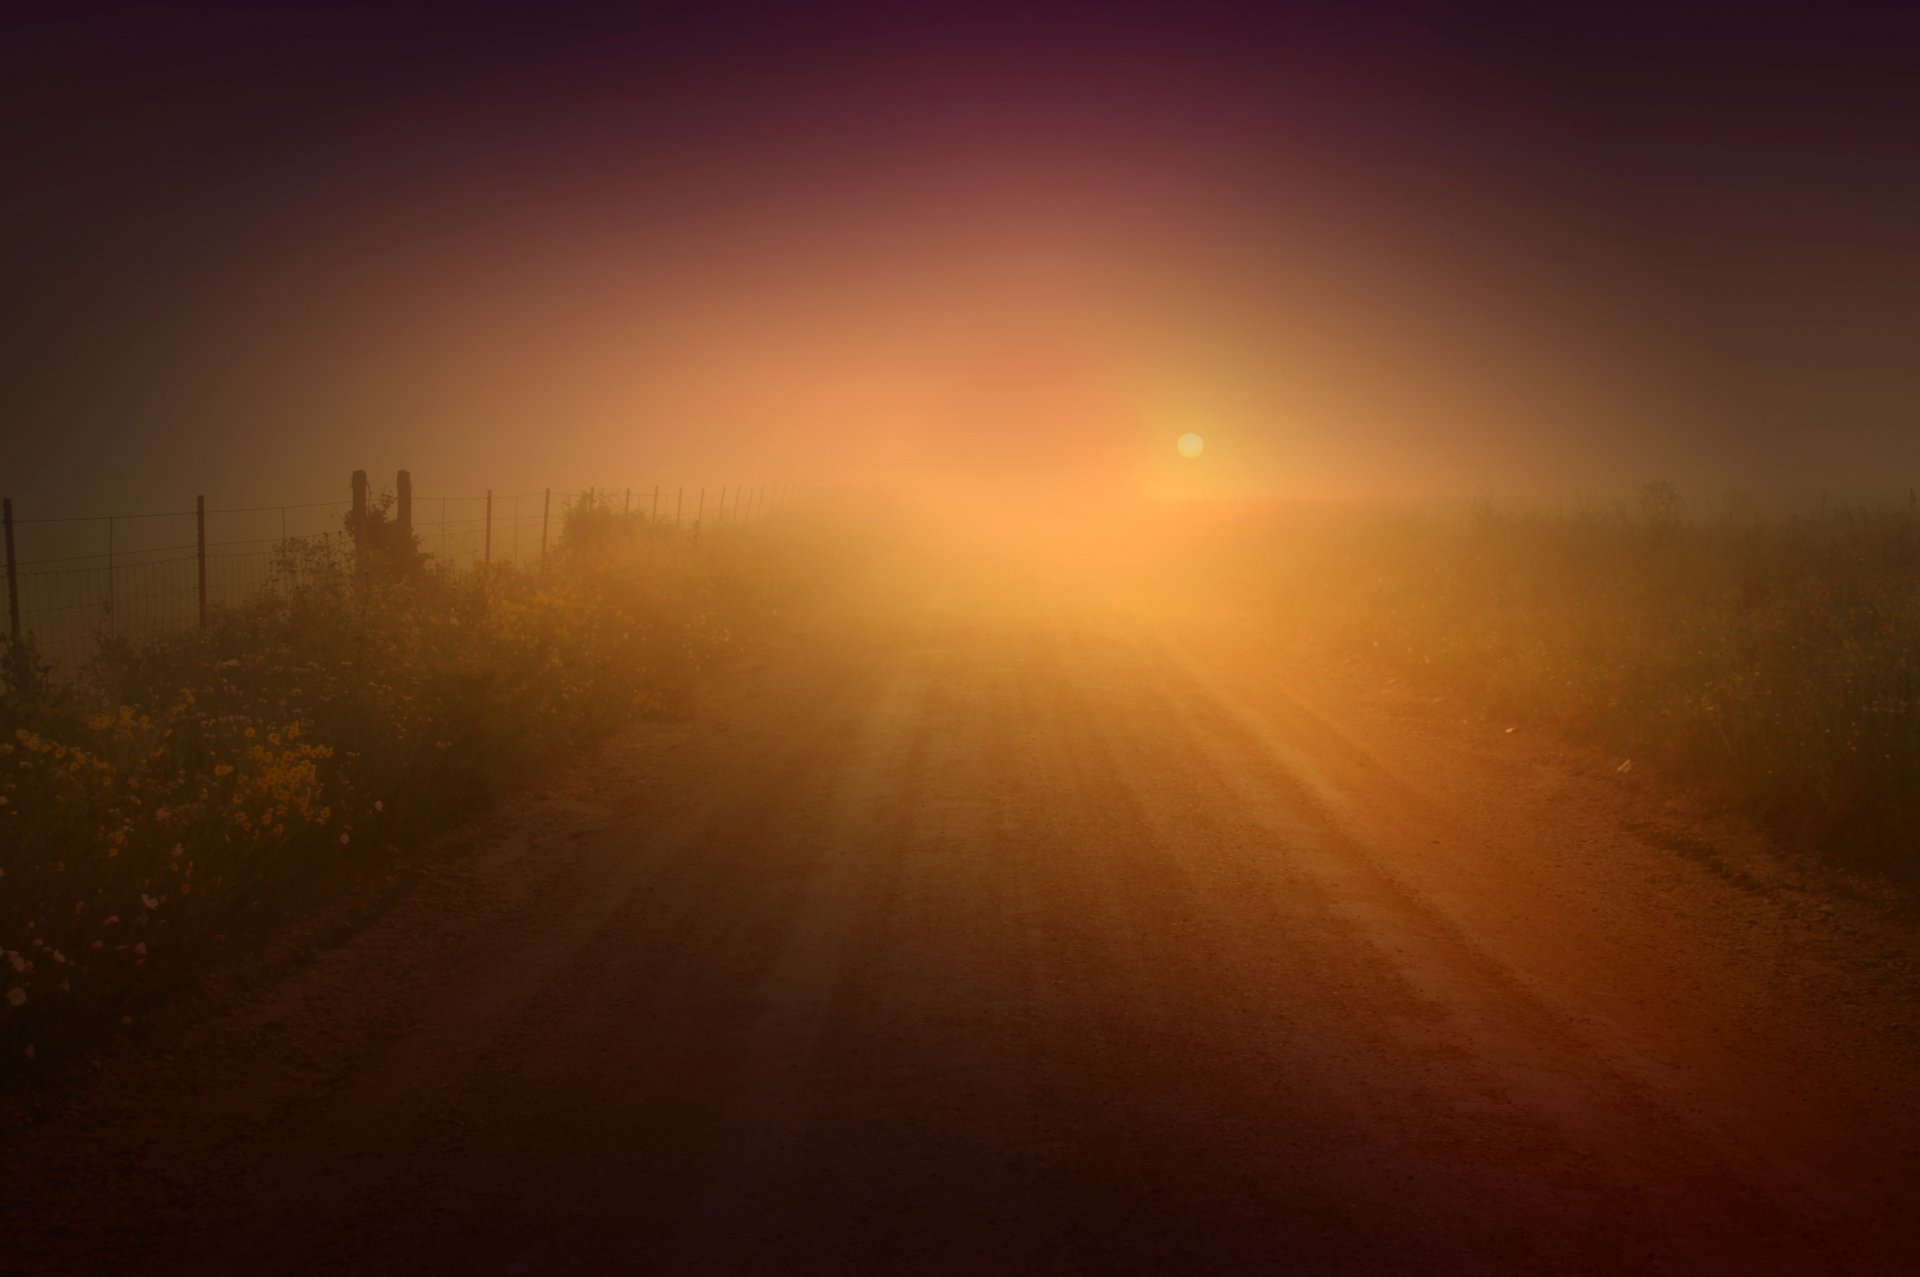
[
  {"left": 484, "top": 490, "right": 493, "bottom": 565},
  {"left": 651, "top": 485, "right": 659, "bottom": 521},
  {"left": 624, "top": 488, "right": 631, "bottom": 516},
  {"left": 351, "top": 469, "right": 368, "bottom": 570},
  {"left": 3, "top": 497, "right": 19, "bottom": 650},
  {"left": 540, "top": 488, "right": 551, "bottom": 572},
  {"left": 196, "top": 495, "right": 208, "bottom": 629},
  {"left": 396, "top": 469, "right": 412, "bottom": 543}
]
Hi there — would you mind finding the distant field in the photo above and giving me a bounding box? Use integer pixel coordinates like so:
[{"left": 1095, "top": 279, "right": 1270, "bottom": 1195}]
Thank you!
[{"left": 1195, "top": 488, "right": 1920, "bottom": 877}]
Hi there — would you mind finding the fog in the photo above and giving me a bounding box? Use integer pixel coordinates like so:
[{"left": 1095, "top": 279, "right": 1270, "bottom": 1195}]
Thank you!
[
  {"left": 9, "top": 10, "right": 1920, "bottom": 1270},
  {"left": 9, "top": 5, "right": 1920, "bottom": 518}
]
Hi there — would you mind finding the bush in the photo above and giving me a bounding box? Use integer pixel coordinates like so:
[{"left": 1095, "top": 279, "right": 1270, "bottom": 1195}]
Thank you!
[{"left": 0, "top": 509, "right": 806, "bottom": 1083}]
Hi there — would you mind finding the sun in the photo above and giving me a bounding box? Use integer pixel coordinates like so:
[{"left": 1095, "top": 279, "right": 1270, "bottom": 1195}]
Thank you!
[{"left": 1176, "top": 432, "right": 1205, "bottom": 459}]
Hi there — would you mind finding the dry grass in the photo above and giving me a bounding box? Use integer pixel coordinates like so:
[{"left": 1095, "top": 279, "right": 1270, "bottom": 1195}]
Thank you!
[
  {"left": 1209, "top": 489, "right": 1920, "bottom": 874},
  {"left": 0, "top": 502, "right": 819, "bottom": 1084}
]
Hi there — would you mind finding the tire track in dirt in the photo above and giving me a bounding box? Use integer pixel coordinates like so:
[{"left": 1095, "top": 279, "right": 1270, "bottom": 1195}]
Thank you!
[{"left": 7, "top": 546, "right": 1919, "bottom": 1274}]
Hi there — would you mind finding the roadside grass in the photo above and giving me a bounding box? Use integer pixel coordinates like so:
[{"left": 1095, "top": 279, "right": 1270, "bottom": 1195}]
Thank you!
[
  {"left": 0, "top": 499, "right": 817, "bottom": 1087},
  {"left": 1216, "top": 489, "right": 1920, "bottom": 876}
]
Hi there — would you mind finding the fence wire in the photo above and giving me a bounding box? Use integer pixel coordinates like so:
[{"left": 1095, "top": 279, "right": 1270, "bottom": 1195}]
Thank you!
[{"left": 4, "top": 481, "right": 803, "bottom": 677}]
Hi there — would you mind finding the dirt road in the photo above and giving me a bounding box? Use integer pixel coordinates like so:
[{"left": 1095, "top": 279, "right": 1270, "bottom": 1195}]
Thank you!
[{"left": 8, "top": 540, "right": 1920, "bottom": 1274}]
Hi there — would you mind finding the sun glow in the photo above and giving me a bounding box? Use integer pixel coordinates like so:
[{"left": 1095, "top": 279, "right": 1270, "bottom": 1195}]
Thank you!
[{"left": 1177, "top": 432, "right": 1205, "bottom": 459}]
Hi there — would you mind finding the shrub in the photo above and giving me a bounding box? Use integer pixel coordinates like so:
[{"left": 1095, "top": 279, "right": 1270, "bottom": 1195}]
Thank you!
[{"left": 1, "top": 509, "right": 808, "bottom": 1082}]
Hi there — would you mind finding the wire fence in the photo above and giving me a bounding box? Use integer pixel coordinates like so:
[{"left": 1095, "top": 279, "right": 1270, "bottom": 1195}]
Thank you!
[{"left": 3, "top": 472, "right": 800, "bottom": 677}]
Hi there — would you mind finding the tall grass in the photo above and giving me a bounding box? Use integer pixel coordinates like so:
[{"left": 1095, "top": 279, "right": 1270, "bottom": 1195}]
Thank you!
[
  {"left": 0, "top": 500, "right": 812, "bottom": 1083},
  {"left": 1226, "top": 489, "right": 1920, "bottom": 874}
]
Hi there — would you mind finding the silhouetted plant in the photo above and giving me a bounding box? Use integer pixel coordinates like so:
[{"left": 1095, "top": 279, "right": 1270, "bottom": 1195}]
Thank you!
[
  {"left": 1634, "top": 479, "right": 1687, "bottom": 535},
  {"left": 343, "top": 489, "right": 426, "bottom": 579}
]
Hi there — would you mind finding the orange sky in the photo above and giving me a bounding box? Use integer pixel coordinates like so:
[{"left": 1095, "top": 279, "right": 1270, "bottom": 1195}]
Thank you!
[{"left": 9, "top": 4, "right": 1920, "bottom": 512}]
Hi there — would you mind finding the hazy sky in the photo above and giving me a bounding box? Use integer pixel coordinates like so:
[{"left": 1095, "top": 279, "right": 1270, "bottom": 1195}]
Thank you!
[{"left": 7, "top": 1, "right": 1919, "bottom": 510}]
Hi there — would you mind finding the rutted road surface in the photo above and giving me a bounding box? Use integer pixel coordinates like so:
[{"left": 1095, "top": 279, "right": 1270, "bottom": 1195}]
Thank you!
[{"left": 8, "top": 543, "right": 1920, "bottom": 1274}]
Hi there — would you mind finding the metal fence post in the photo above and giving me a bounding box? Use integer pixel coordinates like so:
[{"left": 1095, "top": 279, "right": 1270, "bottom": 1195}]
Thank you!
[
  {"left": 484, "top": 489, "right": 493, "bottom": 565},
  {"left": 196, "top": 495, "right": 208, "bottom": 629},
  {"left": 540, "top": 488, "right": 551, "bottom": 572},
  {"left": 3, "top": 497, "right": 19, "bottom": 649}
]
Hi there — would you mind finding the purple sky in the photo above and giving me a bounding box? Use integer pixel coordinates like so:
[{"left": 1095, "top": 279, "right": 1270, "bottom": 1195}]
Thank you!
[{"left": 7, "top": 2, "right": 1919, "bottom": 506}]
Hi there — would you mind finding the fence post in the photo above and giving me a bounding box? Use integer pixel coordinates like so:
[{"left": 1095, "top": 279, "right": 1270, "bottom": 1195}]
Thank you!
[
  {"left": 396, "top": 469, "right": 412, "bottom": 543},
  {"left": 675, "top": 487, "right": 683, "bottom": 527},
  {"left": 196, "top": 495, "right": 208, "bottom": 629},
  {"left": 3, "top": 498, "right": 18, "bottom": 652},
  {"left": 624, "top": 488, "right": 631, "bottom": 516},
  {"left": 351, "top": 469, "right": 368, "bottom": 577},
  {"left": 484, "top": 490, "right": 493, "bottom": 565},
  {"left": 540, "top": 488, "right": 551, "bottom": 572},
  {"left": 652, "top": 485, "right": 659, "bottom": 521},
  {"left": 697, "top": 488, "right": 705, "bottom": 527}
]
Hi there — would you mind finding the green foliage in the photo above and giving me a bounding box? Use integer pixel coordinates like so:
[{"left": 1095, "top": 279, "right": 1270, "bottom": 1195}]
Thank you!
[
  {"left": 2, "top": 630, "right": 56, "bottom": 703},
  {"left": 0, "top": 516, "right": 805, "bottom": 1084}
]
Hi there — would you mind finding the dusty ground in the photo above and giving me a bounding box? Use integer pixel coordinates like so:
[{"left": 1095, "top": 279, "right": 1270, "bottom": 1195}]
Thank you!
[{"left": 6, "top": 536, "right": 1920, "bottom": 1274}]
